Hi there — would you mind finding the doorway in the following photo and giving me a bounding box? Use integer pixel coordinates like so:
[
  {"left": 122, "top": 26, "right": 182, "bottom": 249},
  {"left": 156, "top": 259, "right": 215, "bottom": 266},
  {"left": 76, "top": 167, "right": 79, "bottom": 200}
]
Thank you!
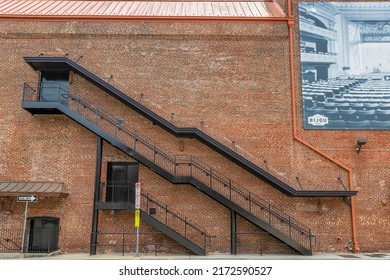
[
  {"left": 106, "top": 162, "right": 139, "bottom": 203},
  {"left": 40, "top": 71, "right": 69, "bottom": 105},
  {"left": 27, "top": 217, "right": 59, "bottom": 253}
]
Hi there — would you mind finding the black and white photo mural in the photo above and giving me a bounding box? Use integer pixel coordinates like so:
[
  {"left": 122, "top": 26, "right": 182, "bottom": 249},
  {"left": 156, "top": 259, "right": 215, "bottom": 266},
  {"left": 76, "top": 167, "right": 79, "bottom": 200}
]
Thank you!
[{"left": 299, "top": 2, "right": 390, "bottom": 129}]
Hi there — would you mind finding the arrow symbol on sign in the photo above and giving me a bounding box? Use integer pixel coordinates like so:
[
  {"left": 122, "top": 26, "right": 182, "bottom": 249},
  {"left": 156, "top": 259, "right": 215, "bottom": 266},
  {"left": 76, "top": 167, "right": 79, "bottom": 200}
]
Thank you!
[{"left": 17, "top": 195, "right": 38, "bottom": 202}]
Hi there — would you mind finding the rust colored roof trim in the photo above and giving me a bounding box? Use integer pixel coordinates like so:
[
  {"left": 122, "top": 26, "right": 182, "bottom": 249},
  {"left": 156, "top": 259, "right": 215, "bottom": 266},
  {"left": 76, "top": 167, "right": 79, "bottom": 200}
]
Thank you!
[
  {"left": 0, "top": 1, "right": 290, "bottom": 22},
  {"left": 0, "top": 14, "right": 294, "bottom": 22}
]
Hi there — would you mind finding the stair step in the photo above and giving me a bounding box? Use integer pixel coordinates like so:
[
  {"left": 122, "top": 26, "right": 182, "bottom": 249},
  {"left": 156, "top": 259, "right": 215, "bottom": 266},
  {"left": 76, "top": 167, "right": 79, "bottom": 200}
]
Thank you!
[{"left": 22, "top": 92, "right": 312, "bottom": 255}]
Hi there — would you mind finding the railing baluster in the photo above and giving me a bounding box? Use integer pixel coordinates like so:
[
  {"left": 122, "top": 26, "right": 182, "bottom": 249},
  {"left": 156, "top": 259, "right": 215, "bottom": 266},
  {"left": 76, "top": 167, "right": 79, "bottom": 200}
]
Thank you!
[
  {"left": 122, "top": 233, "right": 125, "bottom": 256},
  {"left": 76, "top": 96, "right": 80, "bottom": 113},
  {"left": 269, "top": 204, "right": 271, "bottom": 225},
  {"left": 184, "top": 218, "right": 187, "bottom": 237},
  {"left": 209, "top": 168, "right": 212, "bottom": 188},
  {"left": 165, "top": 205, "right": 168, "bottom": 224},
  {"left": 48, "top": 230, "right": 51, "bottom": 253},
  {"left": 190, "top": 156, "right": 192, "bottom": 177},
  {"left": 95, "top": 107, "right": 99, "bottom": 125},
  {"left": 229, "top": 180, "right": 232, "bottom": 200},
  {"left": 23, "top": 83, "right": 26, "bottom": 101},
  {"left": 259, "top": 232, "right": 263, "bottom": 256},
  {"left": 174, "top": 156, "right": 177, "bottom": 176},
  {"left": 134, "top": 131, "right": 137, "bottom": 149},
  {"left": 50, "top": 92, "right": 312, "bottom": 252},
  {"left": 249, "top": 192, "right": 252, "bottom": 212}
]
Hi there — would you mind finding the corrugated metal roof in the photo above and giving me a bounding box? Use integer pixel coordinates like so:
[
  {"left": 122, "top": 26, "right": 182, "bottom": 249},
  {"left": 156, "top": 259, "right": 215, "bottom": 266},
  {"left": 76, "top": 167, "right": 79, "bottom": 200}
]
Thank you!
[
  {"left": 0, "top": 1, "right": 287, "bottom": 21},
  {"left": 0, "top": 182, "right": 69, "bottom": 197}
]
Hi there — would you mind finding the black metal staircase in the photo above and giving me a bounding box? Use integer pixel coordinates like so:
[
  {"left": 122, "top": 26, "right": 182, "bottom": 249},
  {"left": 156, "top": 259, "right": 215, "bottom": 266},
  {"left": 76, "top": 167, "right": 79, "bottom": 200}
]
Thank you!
[
  {"left": 23, "top": 56, "right": 358, "bottom": 198},
  {"left": 22, "top": 86, "right": 313, "bottom": 255}
]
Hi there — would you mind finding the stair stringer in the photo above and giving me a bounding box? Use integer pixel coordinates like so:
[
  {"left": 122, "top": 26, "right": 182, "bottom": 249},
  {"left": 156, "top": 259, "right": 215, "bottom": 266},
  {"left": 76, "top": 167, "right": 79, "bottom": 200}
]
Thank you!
[
  {"left": 22, "top": 101, "right": 311, "bottom": 255},
  {"left": 23, "top": 56, "right": 358, "bottom": 197},
  {"left": 96, "top": 202, "right": 206, "bottom": 256}
]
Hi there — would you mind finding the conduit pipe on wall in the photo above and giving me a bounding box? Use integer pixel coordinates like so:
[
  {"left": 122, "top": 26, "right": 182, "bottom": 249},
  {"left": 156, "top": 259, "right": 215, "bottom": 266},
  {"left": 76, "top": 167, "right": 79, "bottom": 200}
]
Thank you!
[{"left": 286, "top": 0, "right": 360, "bottom": 253}]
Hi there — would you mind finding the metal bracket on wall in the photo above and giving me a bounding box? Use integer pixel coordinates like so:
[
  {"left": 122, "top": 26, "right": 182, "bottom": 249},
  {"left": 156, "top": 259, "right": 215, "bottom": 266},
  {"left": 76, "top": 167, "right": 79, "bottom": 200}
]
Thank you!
[{"left": 343, "top": 197, "right": 351, "bottom": 205}]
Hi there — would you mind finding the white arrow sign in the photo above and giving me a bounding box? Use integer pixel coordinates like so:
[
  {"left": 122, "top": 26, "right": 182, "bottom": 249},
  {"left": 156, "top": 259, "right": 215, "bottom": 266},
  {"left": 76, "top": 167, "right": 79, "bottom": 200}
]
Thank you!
[
  {"left": 135, "top": 182, "right": 141, "bottom": 209},
  {"left": 17, "top": 195, "right": 38, "bottom": 202}
]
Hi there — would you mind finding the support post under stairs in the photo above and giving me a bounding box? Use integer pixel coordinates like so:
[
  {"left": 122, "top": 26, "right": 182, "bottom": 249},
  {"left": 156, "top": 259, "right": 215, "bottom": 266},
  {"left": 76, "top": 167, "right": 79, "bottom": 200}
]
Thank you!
[{"left": 90, "top": 136, "right": 103, "bottom": 255}]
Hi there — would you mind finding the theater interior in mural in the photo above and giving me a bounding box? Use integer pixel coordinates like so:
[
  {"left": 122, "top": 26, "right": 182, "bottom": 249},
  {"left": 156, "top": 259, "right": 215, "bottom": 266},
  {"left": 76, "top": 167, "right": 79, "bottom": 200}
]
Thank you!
[{"left": 299, "top": 2, "right": 390, "bottom": 129}]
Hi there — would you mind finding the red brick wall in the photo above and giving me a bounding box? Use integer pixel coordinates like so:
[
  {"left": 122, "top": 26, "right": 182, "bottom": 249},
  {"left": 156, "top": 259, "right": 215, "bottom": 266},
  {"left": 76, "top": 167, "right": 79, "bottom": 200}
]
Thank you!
[{"left": 1, "top": 0, "right": 389, "bottom": 254}]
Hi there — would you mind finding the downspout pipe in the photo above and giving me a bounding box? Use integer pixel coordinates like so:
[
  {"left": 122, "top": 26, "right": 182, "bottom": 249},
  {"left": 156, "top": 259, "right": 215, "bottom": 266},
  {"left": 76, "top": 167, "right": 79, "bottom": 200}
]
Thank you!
[{"left": 286, "top": 0, "right": 360, "bottom": 253}]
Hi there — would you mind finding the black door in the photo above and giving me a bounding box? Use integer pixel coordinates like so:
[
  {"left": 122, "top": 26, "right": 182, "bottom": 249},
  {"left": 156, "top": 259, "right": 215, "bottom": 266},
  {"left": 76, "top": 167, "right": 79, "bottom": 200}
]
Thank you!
[
  {"left": 106, "top": 162, "right": 139, "bottom": 203},
  {"left": 40, "top": 71, "right": 69, "bottom": 105},
  {"left": 28, "top": 217, "right": 59, "bottom": 253}
]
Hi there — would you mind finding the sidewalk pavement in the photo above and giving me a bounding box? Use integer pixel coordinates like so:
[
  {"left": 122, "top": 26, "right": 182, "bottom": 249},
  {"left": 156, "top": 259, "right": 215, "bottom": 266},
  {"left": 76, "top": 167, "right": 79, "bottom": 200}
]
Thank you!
[{"left": 1, "top": 252, "right": 389, "bottom": 260}]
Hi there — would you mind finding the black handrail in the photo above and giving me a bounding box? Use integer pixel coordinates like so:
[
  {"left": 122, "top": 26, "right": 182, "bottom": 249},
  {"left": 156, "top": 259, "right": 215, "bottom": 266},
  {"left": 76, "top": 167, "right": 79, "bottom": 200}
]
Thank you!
[
  {"left": 23, "top": 83, "right": 69, "bottom": 103},
  {"left": 22, "top": 85, "right": 313, "bottom": 252},
  {"left": 0, "top": 239, "right": 21, "bottom": 252},
  {"left": 0, "top": 229, "right": 23, "bottom": 253},
  {"left": 23, "top": 56, "right": 357, "bottom": 198},
  {"left": 78, "top": 93, "right": 310, "bottom": 235},
  {"left": 100, "top": 181, "right": 208, "bottom": 250}
]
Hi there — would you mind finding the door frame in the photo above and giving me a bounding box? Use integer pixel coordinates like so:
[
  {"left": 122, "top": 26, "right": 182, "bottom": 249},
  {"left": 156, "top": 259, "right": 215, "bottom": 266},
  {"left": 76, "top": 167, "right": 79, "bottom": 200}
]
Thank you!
[
  {"left": 27, "top": 216, "right": 60, "bottom": 253},
  {"left": 106, "top": 162, "right": 139, "bottom": 203}
]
